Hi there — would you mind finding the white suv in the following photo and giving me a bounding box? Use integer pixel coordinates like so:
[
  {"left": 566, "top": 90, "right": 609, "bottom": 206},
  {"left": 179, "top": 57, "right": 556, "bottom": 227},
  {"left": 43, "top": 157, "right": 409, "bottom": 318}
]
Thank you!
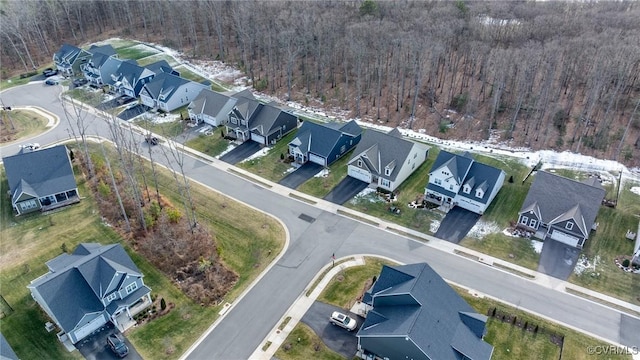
[{"left": 329, "top": 311, "right": 357, "bottom": 331}]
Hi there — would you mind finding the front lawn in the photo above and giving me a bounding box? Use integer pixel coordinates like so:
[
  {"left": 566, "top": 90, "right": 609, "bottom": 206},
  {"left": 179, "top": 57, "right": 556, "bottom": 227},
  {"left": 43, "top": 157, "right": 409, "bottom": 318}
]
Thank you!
[
  {"left": 236, "top": 130, "right": 299, "bottom": 182},
  {"left": 460, "top": 233, "right": 540, "bottom": 270},
  {"left": 296, "top": 150, "right": 354, "bottom": 197},
  {"left": 133, "top": 117, "right": 187, "bottom": 138},
  {"left": 0, "top": 109, "right": 49, "bottom": 144},
  {"left": 274, "top": 323, "right": 344, "bottom": 360},
  {"left": 185, "top": 131, "right": 231, "bottom": 158}
]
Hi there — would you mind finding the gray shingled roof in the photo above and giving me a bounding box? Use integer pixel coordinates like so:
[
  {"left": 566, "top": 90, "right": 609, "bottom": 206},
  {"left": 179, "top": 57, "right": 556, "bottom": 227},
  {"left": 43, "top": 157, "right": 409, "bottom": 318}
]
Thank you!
[
  {"left": 358, "top": 263, "right": 493, "bottom": 360},
  {"left": 2, "top": 145, "right": 76, "bottom": 202},
  {"left": 88, "top": 44, "right": 116, "bottom": 57},
  {"left": 0, "top": 332, "right": 18, "bottom": 360},
  {"left": 145, "top": 60, "right": 176, "bottom": 75},
  {"left": 100, "top": 58, "right": 123, "bottom": 86},
  {"left": 29, "top": 243, "right": 144, "bottom": 333},
  {"left": 348, "top": 128, "right": 427, "bottom": 182},
  {"left": 190, "top": 88, "right": 237, "bottom": 119},
  {"left": 456, "top": 161, "right": 505, "bottom": 205},
  {"left": 290, "top": 120, "right": 362, "bottom": 158},
  {"left": 250, "top": 103, "right": 291, "bottom": 136},
  {"left": 54, "top": 44, "right": 83, "bottom": 64},
  {"left": 520, "top": 171, "right": 605, "bottom": 236},
  {"left": 429, "top": 150, "right": 474, "bottom": 184},
  {"left": 114, "top": 60, "right": 153, "bottom": 88},
  {"left": 142, "top": 72, "right": 192, "bottom": 100}
]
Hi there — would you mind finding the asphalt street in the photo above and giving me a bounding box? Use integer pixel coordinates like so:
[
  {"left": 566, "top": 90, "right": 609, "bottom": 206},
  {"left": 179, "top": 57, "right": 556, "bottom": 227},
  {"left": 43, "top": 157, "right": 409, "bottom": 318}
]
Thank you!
[{"left": 1, "top": 83, "right": 638, "bottom": 360}]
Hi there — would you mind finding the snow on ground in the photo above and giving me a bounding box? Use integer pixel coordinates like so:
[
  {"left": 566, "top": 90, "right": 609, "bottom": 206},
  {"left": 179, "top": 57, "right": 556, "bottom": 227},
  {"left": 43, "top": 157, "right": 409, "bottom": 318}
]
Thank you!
[
  {"left": 631, "top": 187, "right": 640, "bottom": 196},
  {"left": 242, "top": 147, "right": 270, "bottom": 162},
  {"left": 216, "top": 144, "right": 236, "bottom": 159},
  {"left": 430, "top": 220, "right": 441, "bottom": 234},
  {"left": 574, "top": 254, "right": 600, "bottom": 276},
  {"left": 502, "top": 228, "right": 519, "bottom": 237},
  {"left": 314, "top": 169, "right": 330, "bottom": 178},
  {"left": 467, "top": 221, "right": 501, "bottom": 239},
  {"left": 349, "top": 188, "right": 380, "bottom": 204},
  {"left": 531, "top": 239, "right": 543, "bottom": 254}
]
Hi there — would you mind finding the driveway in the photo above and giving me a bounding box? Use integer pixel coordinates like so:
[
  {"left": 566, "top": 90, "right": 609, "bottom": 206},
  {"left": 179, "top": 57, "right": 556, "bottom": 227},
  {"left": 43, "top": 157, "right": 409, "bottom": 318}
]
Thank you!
[
  {"left": 75, "top": 322, "right": 142, "bottom": 360},
  {"left": 434, "top": 207, "right": 480, "bottom": 243},
  {"left": 537, "top": 239, "right": 580, "bottom": 280},
  {"left": 323, "top": 177, "right": 369, "bottom": 205},
  {"left": 279, "top": 162, "right": 324, "bottom": 189},
  {"left": 219, "top": 141, "right": 261, "bottom": 164},
  {"left": 117, "top": 104, "right": 149, "bottom": 121},
  {"left": 97, "top": 97, "right": 122, "bottom": 111},
  {"left": 300, "top": 301, "right": 361, "bottom": 359}
]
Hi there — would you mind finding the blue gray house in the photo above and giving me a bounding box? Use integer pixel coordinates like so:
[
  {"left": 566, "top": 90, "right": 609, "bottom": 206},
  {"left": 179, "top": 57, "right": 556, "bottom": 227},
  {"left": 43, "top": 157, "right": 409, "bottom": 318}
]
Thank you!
[
  {"left": 357, "top": 263, "right": 494, "bottom": 360},
  {"left": 288, "top": 120, "right": 362, "bottom": 167},
  {"left": 0, "top": 332, "right": 18, "bottom": 360},
  {"left": 424, "top": 150, "right": 505, "bottom": 214},
  {"left": 111, "top": 60, "right": 156, "bottom": 98},
  {"left": 81, "top": 44, "right": 119, "bottom": 86},
  {"left": 189, "top": 88, "right": 238, "bottom": 127},
  {"left": 145, "top": 60, "right": 180, "bottom": 77},
  {"left": 28, "top": 243, "right": 152, "bottom": 344},
  {"left": 140, "top": 73, "right": 208, "bottom": 112},
  {"left": 2, "top": 145, "right": 78, "bottom": 216},
  {"left": 53, "top": 44, "right": 91, "bottom": 76}
]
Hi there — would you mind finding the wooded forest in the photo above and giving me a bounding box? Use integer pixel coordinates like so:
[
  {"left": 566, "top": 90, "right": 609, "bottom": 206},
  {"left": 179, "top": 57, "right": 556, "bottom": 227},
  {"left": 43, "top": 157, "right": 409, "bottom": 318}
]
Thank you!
[{"left": 2, "top": 0, "right": 640, "bottom": 165}]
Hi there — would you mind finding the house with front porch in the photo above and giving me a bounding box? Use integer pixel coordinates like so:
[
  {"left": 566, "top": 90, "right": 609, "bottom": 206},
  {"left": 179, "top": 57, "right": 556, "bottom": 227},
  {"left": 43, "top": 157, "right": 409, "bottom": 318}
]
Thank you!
[
  {"left": 2, "top": 145, "right": 79, "bottom": 216},
  {"left": 28, "top": 243, "right": 152, "bottom": 344},
  {"left": 288, "top": 120, "right": 362, "bottom": 167},
  {"left": 632, "top": 222, "right": 640, "bottom": 266},
  {"left": 111, "top": 60, "right": 156, "bottom": 98},
  {"left": 189, "top": 88, "right": 237, "bottom": 127},
  {"left": 53, "top": 44, "right": 92, "bottom": 76},
  {"left": 81, "top": 45, "right": 120, "bottom": 86},
  {"left": 357, "top": 263, "right": 493, "bottom": 360},
  {"left": 424, "top": 150, "right": 505, "bottom": 214},
  {"left": 516, "top": 171, "right": 605, "bottom": 249},
  {"left": 347, "top": 128, "right": 429, "bottom": 192},
  {"left": 140, "top": 73, "right": 208, "bottom": 112}
]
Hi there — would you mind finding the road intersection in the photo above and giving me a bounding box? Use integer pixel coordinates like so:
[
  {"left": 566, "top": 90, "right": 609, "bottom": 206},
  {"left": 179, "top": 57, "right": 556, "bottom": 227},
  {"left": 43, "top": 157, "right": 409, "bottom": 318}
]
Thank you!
[{"left": 1, "top": 83, "right": 639, "bottom": 359}]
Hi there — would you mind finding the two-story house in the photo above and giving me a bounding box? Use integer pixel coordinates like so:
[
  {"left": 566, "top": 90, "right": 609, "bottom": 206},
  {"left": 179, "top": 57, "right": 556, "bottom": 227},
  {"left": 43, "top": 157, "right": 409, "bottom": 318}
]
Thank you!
[
  {"left": 288, "top": 120, "right": 362, "bottom": 167},
  {"left": 139, "top": 73, "right": 208, "bottom": 112},
  {"left": 357, "top": 263, "right": 494, "bottom": 360},
  {"left": 53, "top": 44, "right": 91, "bottom": 76},
  {"left": 425, "top": 150, "right": 505, "bottom": 214},
  {"left": 347, "top": 128, "right": 430, "bottom": 192},
  {"left": 81, "top": 44, "right": 120, "bottom": 86},
  {"left": 189, "top": 88, "right": 238, "bottom": 127},
  {"left": 112, "top": 60, "right": 156, "bottom": 98},
  {"left": 516, "top": 171, "right": 605, "bottom": 249},
  {"left": 28, "top": 243, "right": 152, "bottom": 344}
]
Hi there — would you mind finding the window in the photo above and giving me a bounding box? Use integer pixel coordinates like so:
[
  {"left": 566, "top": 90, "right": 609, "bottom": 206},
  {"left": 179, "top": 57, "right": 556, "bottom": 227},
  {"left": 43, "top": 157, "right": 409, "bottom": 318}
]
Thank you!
[
  {"left": 125, "top": 282, "right": 138, "bottom": 295},
  {"left": 463, "top": 185, "right": 471, "bottom": 194},
  {"left": 435, "top": 179, "right": 442, "bottom": 185},
  {"left": 414, "top": 153, "right": 417, "bottom": 159},
  {"left": 357, "top": 160, "right": 362, "bottom": 167},
  {"left": 475, "top": 190, "right": 484, "bottom": 198},
  {"left": 340, "top": 145, "right": 346, "bottom": 153},
  {"left": 20, "top": 199, "right": 38, "bottom": 210},
  {"left": 449, "top": 185, "right": 454, "bottom": 191},
  {"left": 381, "top": 179, "right": 391, "bottom": 188},
  {"left": 106, "top": 292, "right": 118, "bottom": 302},
  {"left": 385, "top": 168, "right": 391, "bottom": 176},
  {"left": 565, "top": 222, "right": 574, "bottom": 230},
  {"left": 529, "top": 219, "right": 537, "bottom": 228},
  {"left": 520, "top": 216, "right": 529, "bottom": 225}
]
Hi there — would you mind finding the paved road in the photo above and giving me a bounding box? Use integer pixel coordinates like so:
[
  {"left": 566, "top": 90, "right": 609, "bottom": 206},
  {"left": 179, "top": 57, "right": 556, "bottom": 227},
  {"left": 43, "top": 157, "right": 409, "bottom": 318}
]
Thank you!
[{"left": 1, "top": 83, "right": 638, "bottom": 360}]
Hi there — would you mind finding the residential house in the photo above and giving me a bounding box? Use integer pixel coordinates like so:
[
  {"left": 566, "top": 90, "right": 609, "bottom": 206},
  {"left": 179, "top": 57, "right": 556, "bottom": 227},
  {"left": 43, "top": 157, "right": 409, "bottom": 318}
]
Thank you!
[
  {"left": 188, "top": 88, "right": 237, "bottom": 127},
  {"left": 81, "top": 45, "right": 120, "bottom": 86},
  {"left": 140, "top": 73, "right": 208, "bottom": 112},
  {"left": 1, "top": 332, "right": 18, "bottom": 360},
  {"left": 424, "top": 150, "right": 505, "bottom": 214},
  {"left": 145, "top": 60, "right": 180, "bottom": 77},
  {"left": 2, "top": 145, "right": 79, "bottom": 216},
  {"left": 242, "top": 102, "right": 298, "bottom": 146},
  {"left": 357, "top": 263, "right": 494, "bottom": 360},
  {"left": 516, "top": 171, "right": 605, "bottom": 249},
  {"left": 28, "top": 243, "right": 152, "bottom": 344},
  {"left": 633, "top": 222, "right": 640, "bottom": 266},
  {"left": 53, "top": 44, "right": 91, "bottom": 76},
  {"left": 225, "top": 90, "right": 261, "bottom": 141},
  {"left": 347, "top": 128, "right": 429, "bottom": 192},
  {"left": 288, "top": 120, "right": 362, "bottom": 167},
  {"left": 111, "top": 60, "right": 156, "bottom": 98}
]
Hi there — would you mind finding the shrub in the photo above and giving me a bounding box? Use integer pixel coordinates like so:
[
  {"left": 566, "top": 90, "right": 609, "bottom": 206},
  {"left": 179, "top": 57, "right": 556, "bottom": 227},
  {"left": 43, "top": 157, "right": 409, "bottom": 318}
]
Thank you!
[
  {"left": 166, "top": 207, "right": 182, "bottom": 223},
  {"left": 160, "top": 298, "right": 167, "bottom": 311},
  {"left": 622, "top": 259, "right": 630, "bottom": 267}
]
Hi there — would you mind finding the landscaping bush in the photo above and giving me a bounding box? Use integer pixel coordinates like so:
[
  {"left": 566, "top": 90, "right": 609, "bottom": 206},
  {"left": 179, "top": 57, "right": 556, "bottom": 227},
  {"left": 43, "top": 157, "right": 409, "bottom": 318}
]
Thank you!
[{"left": 622, "top": 259, "right": 630, "bottom": 267}]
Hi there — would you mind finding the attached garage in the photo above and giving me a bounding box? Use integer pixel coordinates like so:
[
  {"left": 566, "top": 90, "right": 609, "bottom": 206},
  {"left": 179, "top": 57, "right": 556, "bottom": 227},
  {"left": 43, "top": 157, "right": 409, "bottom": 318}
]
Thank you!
[
  {"left": 348, "top": 166, "right": 372, "bottom": 183},
  {"left": 250, "top": 132, "right": 265, "bottom": 145},
  {"left": 550, "top": 229, "right": 580, "bottom": 247},
  {"left": 308, "top": 153, "right": 326, "bottom": 166},
  {"left": 72, "top": 313, "right": 106, "bottom": 343}
]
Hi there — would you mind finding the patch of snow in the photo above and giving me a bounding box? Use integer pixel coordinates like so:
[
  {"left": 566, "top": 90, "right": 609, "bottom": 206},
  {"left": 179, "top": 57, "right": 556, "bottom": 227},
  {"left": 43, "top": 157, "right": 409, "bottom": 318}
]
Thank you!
[
  {"left": 502, "top": 228, "right": 519, "bottom": 237},
  {"left": 430, "top": 220, "right": 440, "bottom": 234},
  {"left": 574, "top": 254, "right": 600, "bottom": 276},
  {"left": 314, "top": 169, "right": 330, "bottom": 178},
  {"left": 631, "top": 187, "right": 640, "bottom": 196},
  {"left": 242, "top": 147, "right": 270, "bottom": 162},
  {"left": 467, "top": 221, "right": 501, "bottom": 239},
  {"left": 152, "top": 113, "right": 180, "bottom": 124},
  {"left": 283, "top": 167, "right": 296, "bottom": 175},
  {"left": 530, "top": 239, "right": 543, "bottom": 254},
  {"left": 216, "top": 143, "right": 236, "bottom": 159}
]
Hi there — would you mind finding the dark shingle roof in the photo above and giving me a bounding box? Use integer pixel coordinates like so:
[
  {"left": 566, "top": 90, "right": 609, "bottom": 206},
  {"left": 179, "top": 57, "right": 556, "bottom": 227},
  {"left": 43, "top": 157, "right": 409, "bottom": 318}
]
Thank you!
[
  {"left": 348, "top": 128, "right": 428, "bottom": 181},
  {"left": 114, "top": 60, "right": 153, "bottom": 88},
  {"left": 429, "top": 150, "right": 474, "bottom": 184},
  {"left": 143, "top": 73, "right": 194, "bottom": 101},
  {"left": 190, "top": 89, "right": 237, "bottom": 119},
  {"left": 29, "top": 243, "right": 143, "bottom": 332},
  {"left": 520, "top": 171, "right": 605, "bottom": 235},
  {"left": 88, "top": 44, "right": 116, "bottom": 57},
  {"left": 358, "top": 263, "right": 493, "bottom": 360},
  {"left": 0, "top": 332, "right": 18, "bottom": 360},
  {"left": 145, "top": 60, "right": 176, "bottom": 75},
  {"left": 2, "top": 145, "right": 76, "bottom": 201},
  {"left": 456, "top": 161, "right": 505, "bottom": 205},
  {"left": 54, "top": 44, "right": 83, "bottom": 64},
  {"left": 290, "top": 120, "right": 362, "bottom": 158}
]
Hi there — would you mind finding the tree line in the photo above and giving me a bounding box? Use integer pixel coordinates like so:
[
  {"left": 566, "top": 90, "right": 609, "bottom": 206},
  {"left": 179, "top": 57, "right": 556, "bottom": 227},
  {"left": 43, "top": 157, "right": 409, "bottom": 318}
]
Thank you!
[{"left": 2, "top": 0, "right": 639, "bottom": 164}]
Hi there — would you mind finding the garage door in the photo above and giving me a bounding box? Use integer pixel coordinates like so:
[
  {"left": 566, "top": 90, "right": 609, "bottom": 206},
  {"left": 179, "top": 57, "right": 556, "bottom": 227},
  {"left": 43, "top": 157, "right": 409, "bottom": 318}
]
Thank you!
[
  {"left": 348, "top": 166, "right": 371, "bottom": 183},
  {"left": 308, "top": 153, "right": 325, "bottom": 166},
  {"left": 550, "top": 229, "right": 580, "bottom": 247},
  {"left": 250, "top": 132, "right": 265, "bottom": 144},
  {"left": 73, "top": 314, "right": 106, "bottom": 341}
]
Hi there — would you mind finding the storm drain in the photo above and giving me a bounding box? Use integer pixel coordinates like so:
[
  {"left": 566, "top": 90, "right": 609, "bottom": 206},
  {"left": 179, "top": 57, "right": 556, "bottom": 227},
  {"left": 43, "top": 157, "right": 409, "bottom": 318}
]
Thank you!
[{"left": 298, "top": 213, "right": 316, "bottom": 223}]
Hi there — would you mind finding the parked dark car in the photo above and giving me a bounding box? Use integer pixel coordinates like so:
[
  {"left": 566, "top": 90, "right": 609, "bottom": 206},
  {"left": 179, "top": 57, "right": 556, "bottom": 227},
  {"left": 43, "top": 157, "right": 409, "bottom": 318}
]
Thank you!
[
  {"left": 107, "top": 333, "right": 129, "bottom": 358},
  {"left": 45, "top": 77, "right": 60, "bottom": 86},
  {"left": 43, "top": 68, "right": 58, "bottom": 77},
  {"left": 145, "top": 135, "right": 159, "bottom": 145},
  {"left": 117, "top": 96, "right": 136, "bottom": 105},
  {"left": 72, "top": 78, "right": 88, "bottom": 87}
]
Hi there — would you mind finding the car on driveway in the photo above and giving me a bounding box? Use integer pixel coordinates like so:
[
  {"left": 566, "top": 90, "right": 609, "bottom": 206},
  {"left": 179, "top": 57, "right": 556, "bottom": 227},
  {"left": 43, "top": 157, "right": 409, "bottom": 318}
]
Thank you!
[
  {"left": 43, "top": 68, "right": 58, "bottom": 77},
  {"left": 107, "top": 333, "right": 129, "bottom": 358},
  {"left": 72, "top": 78, "right": 88, "bottom": 87},
  {"left": 330, "top": 311, "right": 357, "bottom": 331},
  {"left": 117, "top": 95, "right": 136, "bottom": 105}
]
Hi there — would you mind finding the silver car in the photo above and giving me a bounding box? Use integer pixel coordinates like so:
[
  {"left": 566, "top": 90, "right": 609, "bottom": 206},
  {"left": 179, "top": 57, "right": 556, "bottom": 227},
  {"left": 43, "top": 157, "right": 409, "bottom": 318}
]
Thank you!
[{"left": 329, "top": 311, "right": 357, "bottom": 331}]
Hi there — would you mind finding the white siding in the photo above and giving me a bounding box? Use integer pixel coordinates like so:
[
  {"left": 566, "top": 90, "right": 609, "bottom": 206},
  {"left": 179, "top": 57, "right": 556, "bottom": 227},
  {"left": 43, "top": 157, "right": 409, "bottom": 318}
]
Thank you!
[{"left": 308, "top": 153, "right": 325, "bottom": 166}]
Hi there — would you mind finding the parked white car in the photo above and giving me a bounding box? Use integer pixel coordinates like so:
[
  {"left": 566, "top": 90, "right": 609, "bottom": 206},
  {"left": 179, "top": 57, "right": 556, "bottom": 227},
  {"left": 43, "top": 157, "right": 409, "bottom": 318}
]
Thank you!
[
  {"left": 22, "top": 143, "right": 40, "bottom": 151},
  {"left": 330, "top": 311, "right": 357, "bottom": 331}
]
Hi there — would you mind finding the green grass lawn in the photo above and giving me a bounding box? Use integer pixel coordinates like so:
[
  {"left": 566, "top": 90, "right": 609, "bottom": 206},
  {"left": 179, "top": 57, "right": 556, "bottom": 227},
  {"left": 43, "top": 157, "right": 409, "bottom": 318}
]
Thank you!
[
  {"left": 296, "top": 151, "right": 354, "bottom": 197},
  {"left": 133, "top": 118, "right": 187, "bottom": 138},
  {"left": 172, "top": 66, "right": 209, "bottom": 84},
  {"left": 1, "top": 109, "right": 49, "bottom": 145},
  {"left": 115, "top": 44, "right": 160, "bottom": 61},
  {"left": 65, "top": 88, "right": 106, "bottom": 108},
  {"left": 136, "top": 53, "right": 181, "bottom": 67},
  {"left": 236, "top": 131, "right": 299, "bottom": 182},
  {"left": 185, "top": 131, "right": 231, "bottom": 157},
  {"left": 0, "top": 142, "right": 285, "bottom": 360},
  {"left": 107, "top": 39, "right": 139, "bottom": 49},
  {"left": 460, "top": 233, "right": 541, "bottom": 270},
  {"left": 274, "top": 323, "right": 344, "bottom": 360}
]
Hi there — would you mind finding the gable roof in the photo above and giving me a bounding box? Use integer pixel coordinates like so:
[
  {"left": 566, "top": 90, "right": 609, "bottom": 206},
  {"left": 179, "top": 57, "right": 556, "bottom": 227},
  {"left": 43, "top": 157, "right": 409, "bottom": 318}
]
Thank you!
[
  {"left": 456, "top": 161, "right": 505, "bottom": 205},
  {"left": 348, "top": 128, "right": 427, "bottom": 181},
  {"left": 290, "top": 120, "right": 362, "bottom": 158},
  {"left": 99, "top": 58, "right": 123, "bottom": 86},
  {"left": 54, "top": 44, "right": 84, "bottom": 64},
  {"left": 519, "top": 171, "right": 605, "bottom": 234},
  {"left": 114, "top": 60, "right": 153, "bottom": 88},
  {"left": 358, "top": 263, "right": 493, "bottom": 360},
  {"left": 190, "top": 88, "right": 237, "bottom": 119},
  {"left": 28, "top": 243, "right": 145, "bottom": 333},
  {"left": 145, "top": 60, "right": 178, "bottom": 76},
  {"left": 88, "top": 44, "right": 116, "bottom": 57},
  {"left": 142, "top": 72, "right": 194, "bottom": 101},
  {"left": 429, "top": 150, "right": 474, "bottom": 184},
  {"left": 0, "top": 332, "right": 18, "bottom": 360},
  {"left": 250, "top": 103, "right": 296, "bottom": 136},
  {"left": 2, "top": 145, "right": 76, "bottom": 201}
]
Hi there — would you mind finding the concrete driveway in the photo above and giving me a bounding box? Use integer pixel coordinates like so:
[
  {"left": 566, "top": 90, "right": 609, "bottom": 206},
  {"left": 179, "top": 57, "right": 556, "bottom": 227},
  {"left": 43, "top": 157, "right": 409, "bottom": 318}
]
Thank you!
[
  {"left": 279, "top": 162, "right": 324, "bottom": 189},
  {"left": 75, "top": 322, "right": 142, "bottom": 360},
  {"left": 323, "top": 177, "right": 369, "bottom": 205},
  {"left": 219, "top": 141, "right": 261, "bottom": 164},
  {"left": 300, "top": 301, "right": 361, "bottom": 358},
  {"left": 434, "top": 207, "right": 480, "bottom": 243},
  {"left": 117, "top": 104, "right": 149, "bottom": 121},
  {"left": 537, "top": 239, "right": 580, "bottom": 280}
]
